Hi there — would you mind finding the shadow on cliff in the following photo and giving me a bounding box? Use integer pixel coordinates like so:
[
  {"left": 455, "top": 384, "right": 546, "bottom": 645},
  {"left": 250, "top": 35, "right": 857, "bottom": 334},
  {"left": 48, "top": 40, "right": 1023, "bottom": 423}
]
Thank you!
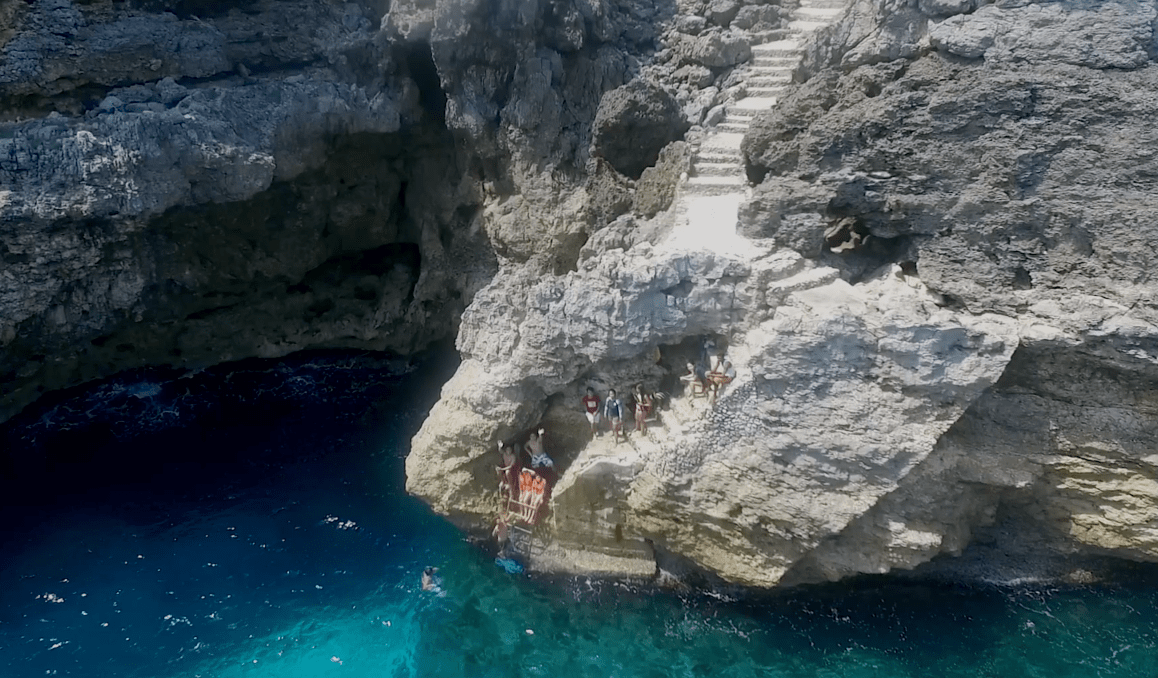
[{"left": 0, "top": 345, "right": 460, "bottom": 518}]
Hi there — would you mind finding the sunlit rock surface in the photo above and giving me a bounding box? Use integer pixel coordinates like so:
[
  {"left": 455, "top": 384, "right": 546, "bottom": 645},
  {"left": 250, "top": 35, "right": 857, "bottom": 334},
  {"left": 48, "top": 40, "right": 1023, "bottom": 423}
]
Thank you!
[
  {"left": 5, "top": 0, "right": 1158, "bottom": 587},
  {"left": 408, "top": 0, "right": 1158, "bottom": 586}
]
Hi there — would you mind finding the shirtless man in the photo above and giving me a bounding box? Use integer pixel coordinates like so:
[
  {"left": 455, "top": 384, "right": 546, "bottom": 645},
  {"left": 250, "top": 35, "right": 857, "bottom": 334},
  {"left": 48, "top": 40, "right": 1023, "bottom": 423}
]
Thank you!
[
  {"left": 527, "top": 429, "right": 553, "bottom": 470},
  {"left": 707, "top": 355, "right": 736, "bottom": 402},
  {"left": 495, "top": 441, "right": 518, "bottom": 503},
  {"left": 421, "top": 567, "right": 440, "bottom": 591}
]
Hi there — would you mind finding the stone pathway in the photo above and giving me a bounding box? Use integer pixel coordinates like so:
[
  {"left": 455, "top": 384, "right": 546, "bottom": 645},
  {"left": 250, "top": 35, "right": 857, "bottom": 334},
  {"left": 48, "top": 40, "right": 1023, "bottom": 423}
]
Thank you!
[{"left": 664, "top": 0, "right": 848, "bottom": 255}]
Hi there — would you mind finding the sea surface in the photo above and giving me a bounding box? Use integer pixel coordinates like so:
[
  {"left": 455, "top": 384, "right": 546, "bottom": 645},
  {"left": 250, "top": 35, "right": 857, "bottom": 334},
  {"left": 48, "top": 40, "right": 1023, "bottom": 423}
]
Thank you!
[{"left": 1, "top": 351, "right": 1156, "bottom": 678}]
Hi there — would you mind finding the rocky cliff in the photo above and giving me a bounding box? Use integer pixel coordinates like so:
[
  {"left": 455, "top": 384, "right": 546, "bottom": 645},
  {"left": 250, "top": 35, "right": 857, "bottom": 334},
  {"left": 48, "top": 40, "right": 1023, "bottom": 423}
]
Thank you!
[
  {"left": 4, "top": 0, "right": 1158, "bottom": 588},
  {"left": 406, "top": 0, "right": 1158, "bottom": 587}
]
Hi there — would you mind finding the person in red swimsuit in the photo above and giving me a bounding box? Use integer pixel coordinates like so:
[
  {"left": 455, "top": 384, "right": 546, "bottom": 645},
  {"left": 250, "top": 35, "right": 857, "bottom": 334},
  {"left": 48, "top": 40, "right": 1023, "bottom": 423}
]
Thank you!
[{"left": 581, "top": 387, "right": 602, "bottom": 436}]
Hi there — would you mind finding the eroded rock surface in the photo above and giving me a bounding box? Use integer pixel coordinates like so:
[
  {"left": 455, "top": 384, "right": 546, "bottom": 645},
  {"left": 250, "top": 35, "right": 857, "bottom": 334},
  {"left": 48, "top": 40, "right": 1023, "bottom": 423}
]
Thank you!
[
  {"left": 5, "top": 0, "right": 1158, "bottom": 589},
  {"left": 408, "top": 0, "right": 1158, "bottom": 587}
]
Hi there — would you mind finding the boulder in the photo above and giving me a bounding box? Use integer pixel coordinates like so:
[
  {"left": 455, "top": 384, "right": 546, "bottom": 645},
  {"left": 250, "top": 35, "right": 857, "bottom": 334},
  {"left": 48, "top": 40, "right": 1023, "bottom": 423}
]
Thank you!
[
  {"left": 732, "top": 5, "right": 782, "bottom": 31},
  {"left": 675, "top": 14, "right": 708, "bottom": 35},
  {"left": 708, "top": 0, "right": 741, "bottom": 27},
  {"left": 672, "top": 30, "right": 752, "bottom": 68},
  {"left": 591, "top": 79, "right": 690, "bottom": 179},
  {"left": 585, "top": 158, "right": 635, "bottom": 228},
  {"left": 682, "top": 85, "right": 719, "bottom": 125},
  {"left": 672, "top": 64, "right": 715, "bottom": 88}
]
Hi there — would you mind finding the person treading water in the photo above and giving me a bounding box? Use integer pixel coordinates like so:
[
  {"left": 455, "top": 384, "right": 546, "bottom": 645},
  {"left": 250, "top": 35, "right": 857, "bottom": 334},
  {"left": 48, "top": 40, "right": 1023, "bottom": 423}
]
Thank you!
[{"left": 421, "top": 566, "right": 441, "bottom": 592}]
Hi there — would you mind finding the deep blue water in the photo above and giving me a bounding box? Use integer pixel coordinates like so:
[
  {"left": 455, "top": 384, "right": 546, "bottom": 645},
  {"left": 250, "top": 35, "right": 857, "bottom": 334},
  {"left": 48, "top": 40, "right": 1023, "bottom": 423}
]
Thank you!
[{"left": 2, "top": 351, "right": 1157, "bottom": 678}]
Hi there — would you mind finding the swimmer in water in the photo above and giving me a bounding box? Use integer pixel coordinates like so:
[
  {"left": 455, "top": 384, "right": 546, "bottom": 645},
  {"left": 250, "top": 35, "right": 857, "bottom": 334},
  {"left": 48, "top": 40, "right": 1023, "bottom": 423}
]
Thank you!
[{"left": 421, "top": 566, "right": 440, "bottom": 591}]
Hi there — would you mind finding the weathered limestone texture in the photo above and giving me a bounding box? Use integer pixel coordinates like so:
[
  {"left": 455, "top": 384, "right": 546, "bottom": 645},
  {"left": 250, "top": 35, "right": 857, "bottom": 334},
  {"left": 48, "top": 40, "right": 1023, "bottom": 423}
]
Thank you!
[
  {"left": 408, "top": 0, "right": 1158, "bottom": 587},
  {"left": 0, "top": 0, "right": 673, "bottom": 420},
  {"left": 5, "top": 0, "right": 1158, "bottom": 588}
]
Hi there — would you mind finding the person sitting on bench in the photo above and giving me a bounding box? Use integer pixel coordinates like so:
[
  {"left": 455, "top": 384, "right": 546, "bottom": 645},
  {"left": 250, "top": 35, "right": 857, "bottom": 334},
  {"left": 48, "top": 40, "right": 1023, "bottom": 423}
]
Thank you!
[
  {"left": 707, "top": 354, "right": 736, "bottom": 402},
  {"left": 680, "top": 360, "right": 705, "bottom": 397}
]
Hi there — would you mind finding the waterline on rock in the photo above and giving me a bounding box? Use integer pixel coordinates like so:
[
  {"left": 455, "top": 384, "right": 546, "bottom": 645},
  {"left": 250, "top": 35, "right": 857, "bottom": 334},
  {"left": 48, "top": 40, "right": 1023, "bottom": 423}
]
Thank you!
[{"left": 1, "top": 352, "right": 1156, "bottom": 678}]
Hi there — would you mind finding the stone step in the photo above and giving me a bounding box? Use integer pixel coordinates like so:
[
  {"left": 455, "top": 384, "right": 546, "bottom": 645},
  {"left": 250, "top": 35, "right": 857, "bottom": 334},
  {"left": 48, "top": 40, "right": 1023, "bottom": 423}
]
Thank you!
[
  {"left": 747, "top": 76, "right": 790, "bottom": 88},
  {"left": 695, "top": 148, "right": 742, "bottom": 161},
  {"left": 716, "top": 121, "right": 750, "bottom": 133},
  {"left": 764, "top": 266, "right": 842, "bottom": 302},
  {"left": 787, "top": 19, "right": 830, "bottom": 32},
  {"left": 692, "top": 161, "right": 743, "bottom": 177},
  {"left": 726, "top": 98, "right": 778, "bottom": 116},
  {"left": 794, "top": 6, "right": 845, "bottom": 19},
  {"left": 751, "top": 57, "right": 799, "bottom": 69},
  {"left": 731, "top": 96, "right": 779, "bottom": 108},
  {"left": 747, "top": 66, "right": 794, "bottom": 77},
  {"left": 699, "top": 131, "right": 744, "bottom": 150},
  {"left": 798, "top": 0, "right": 849, "bottom": 8},
  {"left": 748, "top": 67, "right": 792, "bottom": 75},
  {"left": 748, "top": 62, "right": 795, "bottom": 72},
  {"left": 746, "top": 87, "right": 786, "bottom": 99},
  {"left": 684, "top": 175, "right": 749, "bottom": 195},
  {"left": 751, "top": 40, "right": 801, "bottom": 54},
  {"left": 698, "top": 150, "right": 740, "bottom": 164},
  {"left": 748, "top": 55, "right": 799, "bottom": 66}
]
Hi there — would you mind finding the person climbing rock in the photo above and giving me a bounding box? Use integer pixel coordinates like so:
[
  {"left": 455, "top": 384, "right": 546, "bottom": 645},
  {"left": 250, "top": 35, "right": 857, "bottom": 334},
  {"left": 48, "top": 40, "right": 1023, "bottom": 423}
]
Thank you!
[
  {"left": 527, "top": 429, "right": 553, "bottom": 470},
  {"left": 496, "top": 441, "right": 518, "bottom": 503},
  {"left": 581, "top": 387, "right": 602, "bottom": 436}
]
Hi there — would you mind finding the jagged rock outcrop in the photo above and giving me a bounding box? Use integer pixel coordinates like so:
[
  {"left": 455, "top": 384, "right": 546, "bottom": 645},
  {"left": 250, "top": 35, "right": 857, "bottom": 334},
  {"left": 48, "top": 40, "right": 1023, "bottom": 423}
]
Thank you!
[
  {"left": 6, "top": 0, "right": 1158, "bottom": 589},
  {"left": 407, "top": 0, "right": 1158, "bottom": 588},
  {"left": 0, "top": 0, "right": 671, "bottom": 421},
  {"left": 591, "top": 79, "right": 689, "bottom": 178}
]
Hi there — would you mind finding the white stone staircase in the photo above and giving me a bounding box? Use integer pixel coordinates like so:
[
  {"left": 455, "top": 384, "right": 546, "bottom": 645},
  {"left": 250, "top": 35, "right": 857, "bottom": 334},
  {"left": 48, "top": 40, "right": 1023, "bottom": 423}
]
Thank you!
[{"left": 683, "top": 0, "right": 848, "bottom": 197}]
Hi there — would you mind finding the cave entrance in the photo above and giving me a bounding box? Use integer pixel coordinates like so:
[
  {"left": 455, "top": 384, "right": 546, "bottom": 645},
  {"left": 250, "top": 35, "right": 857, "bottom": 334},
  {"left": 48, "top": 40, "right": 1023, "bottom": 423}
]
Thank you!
[{"left": 398, "top": 41, "right": 447, "bottom": 124}]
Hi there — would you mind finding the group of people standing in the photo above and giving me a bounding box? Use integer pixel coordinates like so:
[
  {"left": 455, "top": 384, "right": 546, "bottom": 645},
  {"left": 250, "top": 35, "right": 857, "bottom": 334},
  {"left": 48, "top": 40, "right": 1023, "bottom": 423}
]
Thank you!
[{"left": 581, "top": 382, "right": 657, "bottom": 440}]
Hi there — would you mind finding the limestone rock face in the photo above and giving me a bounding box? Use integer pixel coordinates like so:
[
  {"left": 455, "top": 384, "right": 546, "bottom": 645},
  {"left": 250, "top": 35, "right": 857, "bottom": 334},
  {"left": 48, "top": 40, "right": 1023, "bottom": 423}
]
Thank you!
[
  {"left": 407, "top": 0, "right": 1158, "bottom": 588},
  {"left": 407, "top": 232, "right": 1022, "bottom": 585},
  {"left": 7, "top": 0, "right": 1158, "bottom": 589},
  {"left": 0, "top": 0, "right": 662, "bottom": 420},
  {"left": 929, "top": 1, "right": 1155, "bottom": 68}
]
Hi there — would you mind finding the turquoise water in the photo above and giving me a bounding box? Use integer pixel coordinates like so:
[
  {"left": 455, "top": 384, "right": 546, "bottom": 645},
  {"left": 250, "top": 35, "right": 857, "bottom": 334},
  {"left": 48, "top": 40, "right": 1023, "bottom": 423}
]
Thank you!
[{"left": 2, "top": 352, "right": 1156, "bottom": 678}]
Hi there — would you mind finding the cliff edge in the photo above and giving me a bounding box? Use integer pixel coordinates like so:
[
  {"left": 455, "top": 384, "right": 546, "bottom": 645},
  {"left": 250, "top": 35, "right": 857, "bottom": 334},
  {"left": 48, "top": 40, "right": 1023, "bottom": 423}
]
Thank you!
[{"left": 407, "top": 0, "right": 1158, "bottom": 587}]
